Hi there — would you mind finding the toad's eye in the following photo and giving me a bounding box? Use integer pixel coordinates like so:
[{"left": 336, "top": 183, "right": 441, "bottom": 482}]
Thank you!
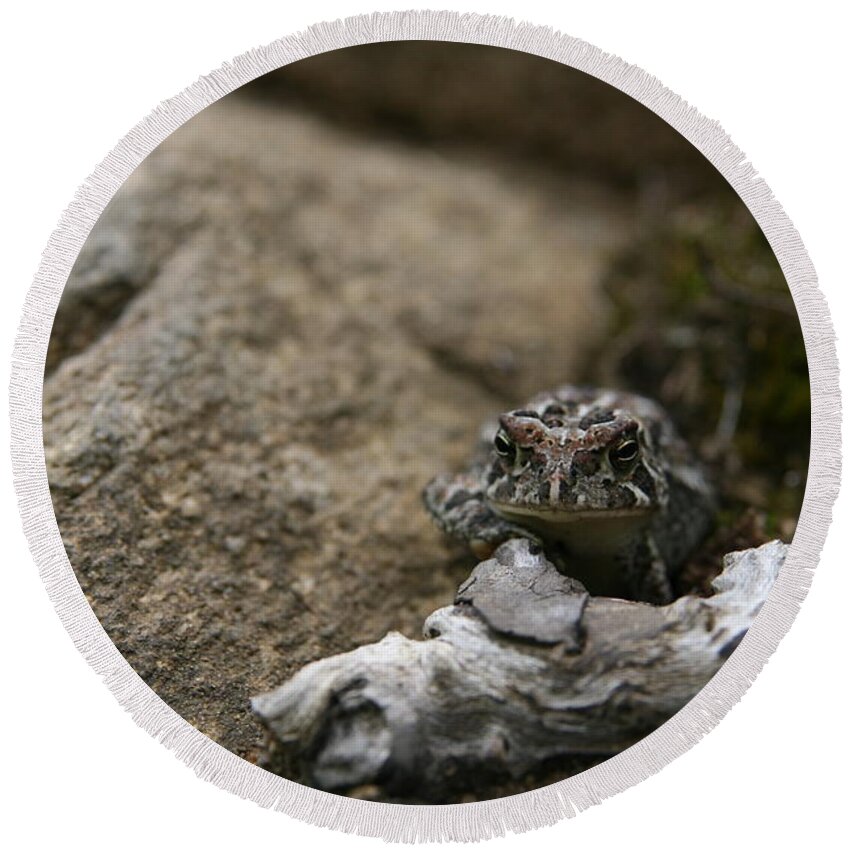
[
  {"left": 609, "top": 438, "right": 640, "bottom": 471},
  {"left": 494, "top": 430, "right": 516, "bottom": 462}
]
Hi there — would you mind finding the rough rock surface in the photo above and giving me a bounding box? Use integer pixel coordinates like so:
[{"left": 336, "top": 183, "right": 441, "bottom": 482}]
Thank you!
[
  {"left": 252, "top": 539, "right": 786, "bottom": 801},
  {"left": 44, "top": 93, "right": 637, "bottom": 766}
]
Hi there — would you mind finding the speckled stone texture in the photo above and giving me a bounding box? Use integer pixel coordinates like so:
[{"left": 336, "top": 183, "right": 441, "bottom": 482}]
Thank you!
[{"left": 44, "top": 89, "right": 637, "bottom": 764}]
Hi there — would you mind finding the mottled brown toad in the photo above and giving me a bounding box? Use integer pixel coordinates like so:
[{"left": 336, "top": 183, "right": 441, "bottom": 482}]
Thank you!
[{"left": 424, "top": 386, "right": 715, "bottom": 603}]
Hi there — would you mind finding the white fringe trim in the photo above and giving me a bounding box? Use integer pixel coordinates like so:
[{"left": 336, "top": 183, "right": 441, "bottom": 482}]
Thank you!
[{"left": 8, "top": 9, "right": 839, "bottom": 843}]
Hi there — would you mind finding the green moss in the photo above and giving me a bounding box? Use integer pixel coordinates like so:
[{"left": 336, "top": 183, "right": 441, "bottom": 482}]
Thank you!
[{"left": 585, "top": 200, "right": 809, "bottom": 534}]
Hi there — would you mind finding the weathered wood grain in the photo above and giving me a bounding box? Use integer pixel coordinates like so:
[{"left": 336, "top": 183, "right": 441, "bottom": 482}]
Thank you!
[{"left": 252, "top": 538, "right": 785, "bottom": 800}]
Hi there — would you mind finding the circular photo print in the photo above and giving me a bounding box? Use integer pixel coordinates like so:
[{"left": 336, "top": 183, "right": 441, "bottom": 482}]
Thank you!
[{"left": 42, "top": 40, "right": 809, "bottom": 806}]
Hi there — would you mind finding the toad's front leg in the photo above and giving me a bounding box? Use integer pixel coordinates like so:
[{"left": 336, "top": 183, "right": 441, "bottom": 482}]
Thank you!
[
  {"left": 423, "top": 473, "right": 540, "bottom": 559},
  {"left": 622, "top": 534, "right": 674, "bottom": 604}
]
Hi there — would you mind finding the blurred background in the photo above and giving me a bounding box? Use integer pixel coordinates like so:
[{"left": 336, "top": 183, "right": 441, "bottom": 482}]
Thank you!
[
  {"left": 244, "top": 43, "right": 808, "bottom": 527},
  {"left": 44, "top": 42, "right": 808, "bottom": 800}
]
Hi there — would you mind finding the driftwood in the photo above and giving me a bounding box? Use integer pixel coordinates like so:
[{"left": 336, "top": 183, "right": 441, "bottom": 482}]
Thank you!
[{"left": 251, "top": 538, "right": 785, "bottom": 800}]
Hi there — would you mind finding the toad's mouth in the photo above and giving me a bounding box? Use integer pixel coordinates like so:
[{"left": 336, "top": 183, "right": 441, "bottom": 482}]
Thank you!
[{"left": 488, "top": 500, "right": 654, "bottom": 523}]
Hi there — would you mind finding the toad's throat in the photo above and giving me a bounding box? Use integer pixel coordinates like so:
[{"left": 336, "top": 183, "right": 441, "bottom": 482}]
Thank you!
[
  {"left": 488, "top": 500, "right": 654, "bottom": 524},
  {"left": 488, "top": 499, "right": 655, "bottom": 562}
]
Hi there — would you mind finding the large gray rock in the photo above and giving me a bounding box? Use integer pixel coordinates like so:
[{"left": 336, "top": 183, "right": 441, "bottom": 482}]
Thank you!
[{"left": 44, "top": 93, "right": 636, "bottom": 767}]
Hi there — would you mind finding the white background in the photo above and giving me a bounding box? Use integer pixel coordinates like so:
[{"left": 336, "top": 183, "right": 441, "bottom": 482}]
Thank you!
[{"left": 2, "top": 2, "right": 847, "bottom": 847}]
